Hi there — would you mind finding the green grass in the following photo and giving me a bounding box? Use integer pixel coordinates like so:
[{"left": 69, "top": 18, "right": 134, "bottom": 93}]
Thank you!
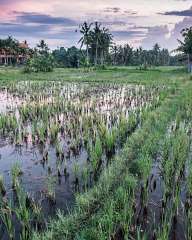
[{"left": 0, "top": 66, "right": 188, "bottom": 86}]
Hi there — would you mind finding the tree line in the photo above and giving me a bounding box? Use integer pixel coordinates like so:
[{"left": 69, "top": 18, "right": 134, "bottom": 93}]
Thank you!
[
  {"left": 53, "top": 42, "right": 180, "bottom": 69},
  {"left": 53, "top": 21, "right": 182, "bottom": 68},
  {"left": 0, "top": 22, "right": 191, "bottom": 72}
]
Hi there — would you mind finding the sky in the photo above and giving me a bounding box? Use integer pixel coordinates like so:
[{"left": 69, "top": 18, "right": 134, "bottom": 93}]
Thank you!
[{"left": 0, "top": 0, "right": 192, "bottom": 50}]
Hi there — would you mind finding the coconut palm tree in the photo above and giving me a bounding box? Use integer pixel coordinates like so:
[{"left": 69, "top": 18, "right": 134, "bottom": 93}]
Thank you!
[
  {"left": 152, "top": 43, "right": 161, "bottom": 66},
  {"left": 177, "top": 27, "right": 192, "bottom": 73},
  {"left": 111, "top": 45, "right": 118, "bottom": 65},
  {"left": 78, "top": 22, "right": 92, "bottom": 66},
  {"left": 99, "top": 27, "right": 113, "bottom": 65},
  {"left": 37, "top": 40, "right": 49, "bottom": 55},
  {"left": 91, "top": 22, "right": 102, "bottom": 66}
]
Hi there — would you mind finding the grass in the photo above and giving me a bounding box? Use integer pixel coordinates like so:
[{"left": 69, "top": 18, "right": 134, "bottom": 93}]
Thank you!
[{"left": 0, "top": 66, "right": 188, "bottom": 86}]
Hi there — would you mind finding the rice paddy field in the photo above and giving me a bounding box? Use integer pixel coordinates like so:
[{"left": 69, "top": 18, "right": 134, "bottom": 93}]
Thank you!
[{"left": 0, "top": 66, "right": 192, "bottom": 240}]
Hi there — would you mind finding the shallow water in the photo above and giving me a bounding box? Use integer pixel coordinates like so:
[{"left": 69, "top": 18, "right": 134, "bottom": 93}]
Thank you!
[{"left": 0, "top": 82, "right": 161, "bottom": 239}]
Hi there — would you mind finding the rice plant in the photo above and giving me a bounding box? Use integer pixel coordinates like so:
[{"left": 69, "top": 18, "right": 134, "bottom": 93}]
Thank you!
[
  {"left": 11, "top": 162, "right": 22, "bottom": 190},
  {"left": 0, "top": 205, "right": 15, "bottom": 240},
  {"left": 0, "top": 174, "right": 6, "bottom": 196}
]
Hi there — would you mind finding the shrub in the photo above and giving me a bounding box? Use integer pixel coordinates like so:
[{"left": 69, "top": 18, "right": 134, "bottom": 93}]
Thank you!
[{"left": 24, "top": 54, "right": 54, "bottom": 73}]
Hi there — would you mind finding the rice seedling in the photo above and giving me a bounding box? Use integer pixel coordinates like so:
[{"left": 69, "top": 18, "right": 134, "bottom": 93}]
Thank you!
[
  {"left": 136, "top": 227, "right": 148, "bottom": 240},
  {"left": 11, "top": 162, "right": 22, "bottom": 190},
  {"left": 15, "top": 205, "right": 31, "bottom": 240},
  {"left": 81, "top": 166, "right": 89, "bottom": 190},
  {"left": 73, "top": 162, "right": 80, "bottom": 186},
  {"left": 49, "top": 124, "right": 59, "bottom": 144},
  {"left": 46, "top": 176, "right": 56, "bottom": 203},
  {"left": 31, "top": 202, "right": 43, "bottom": 231},
  {"left": 157, "top": 223, "right": 170, "bottom": 240},
  {"left": 118, "top": 114, "right": 128, "bottom": 144},
  {"left": 0, "top": 205, "right": 15, "bottom": 240},
  {"left": 55, "top": 140, "right": 62, "bottom": 160},
  {"left": 0, "top": 174, "right": 6, "bottom": 196},
  {"left": 137, "top": 154, "right": 152, "bottom": 206},
  {"left": 186, "top": 209, "right": 192, "bottom": 240},
  {"left": 89, "top": 136, "right": 103, "bottom": 177},
  {"left": 105, "top": 128, "right": 117, "bottom": 158}
]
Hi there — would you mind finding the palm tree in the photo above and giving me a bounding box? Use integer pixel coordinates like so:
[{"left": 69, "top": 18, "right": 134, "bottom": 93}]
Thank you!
[
  {"left": 123, "top": 44, "right": 133, "bottom": 66},
  {"left": 152, "top": 43, "right": 161, "bottom": 66},
  {"left": 99, "top": 27, "right": 113, "bottom": 65},
  {"left": 78, "top": 22, "right": 92, "bottom": 66},
  {"left": 111, "top": 45, "right": 118, "bottom": 65},
  {"left": 92, "top": 22, "right": 102, "bottom": 66},
  {"left": 37, "top": 40, "right": 49, "bottom": 55},
  {"left": 177, "top": 27, "right": 192, "bottom": 73}
]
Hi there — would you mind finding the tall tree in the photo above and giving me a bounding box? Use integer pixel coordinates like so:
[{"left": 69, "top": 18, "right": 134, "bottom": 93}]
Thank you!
[
  {"left": 91, "top": 22, "right": 102, "bottom": 66},
  {"left": 99, "top": 27, "right": 113, "bottom": 65},
  {"left": 36, "top": 40, "right": 49, "bottom": 55},
  {"left": 78, "top": 22, "right": 92, "bottom": 66},
  {"left": 152, "top": 43, "right": 161, "bottom": 66},
  {"left": 177, "top": 27, "right": 192, "bottom": 73}
]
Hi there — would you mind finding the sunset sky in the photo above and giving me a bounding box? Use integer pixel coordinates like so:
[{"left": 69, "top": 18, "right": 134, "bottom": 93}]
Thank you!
[{"left": 0, "top": 0, "right": 192, "bottom": 50}]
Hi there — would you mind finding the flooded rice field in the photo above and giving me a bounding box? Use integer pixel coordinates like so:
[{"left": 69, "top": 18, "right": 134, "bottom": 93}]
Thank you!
[
  {"left": 0, "top": 81, "right": 164, "bottom": 239},
  {"left": 131, "top": 119, "right": 192, "bottom": 240}
]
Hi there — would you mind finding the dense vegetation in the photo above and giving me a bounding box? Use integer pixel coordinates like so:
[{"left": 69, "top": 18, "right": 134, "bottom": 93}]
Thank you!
[
  {"left": 24, "top": 40, "right": 54, "bottom": 72},
  {"left": 1, "top": 22, "right": 188, "bottom": 71},
  {"left": 53, "top": 43, "right": 181, "bottom": 68}
]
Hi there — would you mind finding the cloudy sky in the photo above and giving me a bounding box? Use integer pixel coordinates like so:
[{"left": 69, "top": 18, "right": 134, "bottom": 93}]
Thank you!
[{"left": 0, "top": 0, "right": 192, "bottom": 50}]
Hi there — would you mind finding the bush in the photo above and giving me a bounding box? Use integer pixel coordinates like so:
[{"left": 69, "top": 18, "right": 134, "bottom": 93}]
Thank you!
[{"left": 24, "top": 54, "right": 55, "bottom": 73}]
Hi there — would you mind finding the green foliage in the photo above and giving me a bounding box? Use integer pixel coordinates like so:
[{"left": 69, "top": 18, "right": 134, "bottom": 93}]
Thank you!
[
  {"left": 0, "top": 206, "right": 15, "bottom": 240},
  {"left": 24, "top": 53, "right": 54, "bottom": 73},
  {"left": 177, "top": 27, "right": 192, "bottom": 55},
  {"left": 90, "top": 136, "right": 102, "bottom": 172},
  {"left": 53, "top": 46, "right": 82, "bottom": 68},
  {"left": 78, "top": 21, "right": 113, "bottom": 66},
  {"left": 24, "top": 40, "right": 54, "bottom": 72},
  {"left": 105, "top": 128, "right": 116, "bottom": 155}
]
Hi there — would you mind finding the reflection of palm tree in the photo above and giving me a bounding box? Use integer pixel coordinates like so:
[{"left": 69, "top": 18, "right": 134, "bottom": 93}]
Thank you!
[{"left": 78, "top": 22, "right": 92, "bottom": 66}]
